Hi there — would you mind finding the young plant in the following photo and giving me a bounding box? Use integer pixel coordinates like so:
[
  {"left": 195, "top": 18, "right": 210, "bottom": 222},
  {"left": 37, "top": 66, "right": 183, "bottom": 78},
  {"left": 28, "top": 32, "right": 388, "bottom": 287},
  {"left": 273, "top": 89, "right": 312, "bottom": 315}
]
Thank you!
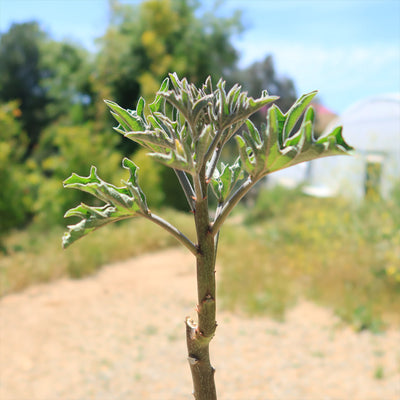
[{"left": 62, "top": 73, "right": 353, "bottom": 399}]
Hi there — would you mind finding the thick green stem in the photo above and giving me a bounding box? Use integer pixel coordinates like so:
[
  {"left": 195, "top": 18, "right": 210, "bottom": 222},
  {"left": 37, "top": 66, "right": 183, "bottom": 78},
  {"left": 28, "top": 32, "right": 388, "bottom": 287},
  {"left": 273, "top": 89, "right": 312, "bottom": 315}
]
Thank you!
[{"left": 186, "top": 178, "right": 218, "bottom": 400}]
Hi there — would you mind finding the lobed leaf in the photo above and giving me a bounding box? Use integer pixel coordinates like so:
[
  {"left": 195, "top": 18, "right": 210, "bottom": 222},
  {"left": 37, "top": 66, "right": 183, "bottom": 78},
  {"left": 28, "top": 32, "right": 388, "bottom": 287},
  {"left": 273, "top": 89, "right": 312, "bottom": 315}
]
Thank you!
[
  {"left": 62, "top": 158, "right": 147, "bottom": 248},
  {"left": 236, "top": 92, "right": 354, "bottom": 179},
  {"left": 105, "top": 100, "right": 147, "bottom": 133},
  {"left": 214, "top": 80, "right": 279, "bottom": 143},
  {"left": 149, "top": 77, "right": 169, "bottom": 113},
  {"left": 211, "top": 158, "right": 244, "bottom": 202}
]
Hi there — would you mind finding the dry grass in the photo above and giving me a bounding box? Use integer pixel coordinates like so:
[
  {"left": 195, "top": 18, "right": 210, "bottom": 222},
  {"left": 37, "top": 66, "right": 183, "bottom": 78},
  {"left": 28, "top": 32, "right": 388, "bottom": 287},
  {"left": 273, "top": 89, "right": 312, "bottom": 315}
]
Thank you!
[
  {"left": 1, "top": 188, "right": 399, "bottom": 332},
  {"left": 218, "top": 186, "right": 400, "bottom": 331},
  {"left": 0, "top": 209, "right": 195, "bottom": 296}
]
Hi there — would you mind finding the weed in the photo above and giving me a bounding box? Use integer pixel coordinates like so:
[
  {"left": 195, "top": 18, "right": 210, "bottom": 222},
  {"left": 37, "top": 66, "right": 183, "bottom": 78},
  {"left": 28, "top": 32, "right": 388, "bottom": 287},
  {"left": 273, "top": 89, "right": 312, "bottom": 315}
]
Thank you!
[
  {"left": 219, "top": 187, "right": 400, "bottom": 330},
  {"left": 374, "top": 365, "right": 384, "bottom": 380}
]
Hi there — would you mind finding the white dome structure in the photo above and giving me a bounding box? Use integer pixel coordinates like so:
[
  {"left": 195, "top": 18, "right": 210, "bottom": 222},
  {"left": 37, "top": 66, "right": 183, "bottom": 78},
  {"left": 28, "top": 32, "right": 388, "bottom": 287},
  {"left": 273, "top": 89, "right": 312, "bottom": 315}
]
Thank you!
[{"left": 303, "top": 93, "right": 400, "bottom": 199}]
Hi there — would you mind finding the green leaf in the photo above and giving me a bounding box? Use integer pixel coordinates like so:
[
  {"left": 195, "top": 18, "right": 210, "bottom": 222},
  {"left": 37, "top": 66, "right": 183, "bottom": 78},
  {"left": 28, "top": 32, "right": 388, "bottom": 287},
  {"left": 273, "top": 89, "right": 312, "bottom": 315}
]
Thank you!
[
  {"left": 62, "top": 203, "right": 132, "bottom": 249},
  {"left": 215, "top": 82, "right": 279, "bottom": 140},
  {"left": 125, "top": 130, "right": 174, "bottom": 151},
  {"left": 236, "top": 92, "right": 354, "bottom": 179},
  {"left": 136, "top": 97, "right": 146, "bottom": 119},
  {"left": 149, "top": 77, "right": 169, "bottom": 113},
  {"left": 211, "top": 158, "right": 244, "bottom": 202},
  {"left": 192, "top": 95, "right": 213, "bottom": 126},
  {"left": 105, "top": 100, "right": 147, "bottom": 132},
  {"left": 282, "top": 91, "right": 317, "bottom": 140},
  {"left": 62, "top": 158, "right": 147, "bottom": 248}
]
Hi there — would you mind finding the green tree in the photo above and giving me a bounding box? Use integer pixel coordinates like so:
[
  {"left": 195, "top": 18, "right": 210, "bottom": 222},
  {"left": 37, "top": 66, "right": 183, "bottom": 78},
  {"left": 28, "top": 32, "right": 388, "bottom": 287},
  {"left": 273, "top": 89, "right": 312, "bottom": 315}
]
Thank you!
[
  {"left": 0, "top": 102, "right": 35, "bottom": 246},
  {"left": 0, "top": 22, "right": 49, "bottom": 153},
  {"left": 40, "top": 40, "right": 95, "bottom": 124},
  {"left": 33, "top": 122, "right": 121, "bottom": 227},
  {"left": 0, "top": 23, "right": 94, "bottom": 153},
  {"left": 95, "top": 0, "right": 242, "bottom": 152},
  {"left": 232, "top": 55, "right": 298, "bottom": 126}
]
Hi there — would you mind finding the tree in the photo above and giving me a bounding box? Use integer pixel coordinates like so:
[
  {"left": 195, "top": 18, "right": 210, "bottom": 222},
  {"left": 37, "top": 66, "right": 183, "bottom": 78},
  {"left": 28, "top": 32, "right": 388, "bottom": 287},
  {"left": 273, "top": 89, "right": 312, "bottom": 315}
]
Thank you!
[
  {"left": 94, "top": 0, "right": 242, "bottom": 153},
  {"left": 33, "top": 122, "right": 121, "bottom": 227},
  {"left": 62, "top": 74, "right": 352, "bottom": 399},
  {"left": 0, "top": 22, "right": 49, "bottom": 153},
  {"left": 0, "top": 23, "right": 94, "bottom": 154},
  {"left": 0, "top": 102, "right": 34, "bottom": 247},
  {"left": 232, "top": 55, "right": 298, "bottom": 127},
  {"left": 40, "top": 40, "right": 95, "bottom": 124}
]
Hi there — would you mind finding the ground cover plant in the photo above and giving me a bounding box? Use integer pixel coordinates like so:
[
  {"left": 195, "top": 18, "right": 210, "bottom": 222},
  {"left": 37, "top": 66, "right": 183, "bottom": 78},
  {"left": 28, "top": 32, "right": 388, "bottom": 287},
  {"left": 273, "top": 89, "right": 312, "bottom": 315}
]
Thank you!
[
  {"left": 219, "top": 186, "right": 400, "bottom": 331},
  {"left": 2, "top": 190, "right": 398, "bottom": 332},
  {"left": 60, "top": 73, "right": 352, "bottom": 399},
  {"left": 0, "top": 210, "right": 194, "bottom": 296}
]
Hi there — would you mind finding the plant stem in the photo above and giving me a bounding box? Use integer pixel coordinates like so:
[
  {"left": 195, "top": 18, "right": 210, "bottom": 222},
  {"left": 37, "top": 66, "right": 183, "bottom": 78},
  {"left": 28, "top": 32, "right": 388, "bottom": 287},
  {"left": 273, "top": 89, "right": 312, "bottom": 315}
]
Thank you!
[
  {"left": 186, "top": 179, "right": 218, "bottom": 400},
  {"left": 205, "top": 146, "right": 222, "bottom": 180},
  {"left": 141, "top": 211, "right": 197, "bottom": 255},
  {"left": 211, "top": 177, "right": 258, "bottom": 235},
  {"left": 174, "top": 169, "right": 195, "bottom": 211}
]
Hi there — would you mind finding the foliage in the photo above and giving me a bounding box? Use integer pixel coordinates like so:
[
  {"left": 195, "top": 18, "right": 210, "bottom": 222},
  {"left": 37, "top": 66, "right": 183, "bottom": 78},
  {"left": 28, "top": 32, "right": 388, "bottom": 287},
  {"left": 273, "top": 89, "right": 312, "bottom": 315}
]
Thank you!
[
  {"left": 230, "top": 55, "right": 297, "bottom": 127},
  {"left": 33, "top": 123, "right": 121, "bottom": 227},
  {"left": 0, "top": 22, "right": 50, "bottom": 152},
  {"left": 132, "top": 148, "right": 189, "bottom": 210},
  {"left": 219, "top": 186, "right": 400, "bottom": 329},
  {"left": 62, "top": 158, "right": 149, "bottom": 247},
  {"left": 63, "top": 74, "right": 350, "bottom": 249},
  {"left": 0, "top": 102, "right": 35, "bottom": 246},
  {"left": 95, "top": 0, "right": 242, "bottom": 153},
  {"left": 0, "top": 210, "right": 195, "bottom": 296},
  {"left": 0, "top": 4, "right": 303, "bottom": 232},
  {"left": 62, "top": 73, "right": 351, "bottom": 399},
  {"left": 0, "top": 22, "right": 96, "bottom": 155},
  {"left": 40, "top": 39, "right": 95, "bottom": 123}
]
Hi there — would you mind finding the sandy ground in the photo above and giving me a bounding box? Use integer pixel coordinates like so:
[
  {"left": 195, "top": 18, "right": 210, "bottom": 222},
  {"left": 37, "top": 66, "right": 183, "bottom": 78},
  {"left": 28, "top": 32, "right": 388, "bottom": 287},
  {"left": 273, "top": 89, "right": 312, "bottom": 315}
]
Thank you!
[{"left": 0, "top": 247, "right": 399, "bottom": 400}]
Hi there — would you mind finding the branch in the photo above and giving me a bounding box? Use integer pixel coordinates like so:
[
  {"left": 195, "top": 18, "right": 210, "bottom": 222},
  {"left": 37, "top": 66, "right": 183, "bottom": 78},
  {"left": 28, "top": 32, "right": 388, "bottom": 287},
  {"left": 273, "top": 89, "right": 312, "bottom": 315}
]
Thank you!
[
  {"left": 210, "top": 177, "right": 257, "bottom": 235},
  {"left": 203, "top": 128, "right": 224, "bottom": 169},
  {"left": 174, "top": 169, "right": 195, "bottom": 211},
  {"left": 205, "top": 146, "right": 222, "bottom": 181},
  {"left": 141, "top": 211, "right": 198, "bottom": 256},
  {"left": 193, "top": 172, "right": 204, "bottom": 203}
]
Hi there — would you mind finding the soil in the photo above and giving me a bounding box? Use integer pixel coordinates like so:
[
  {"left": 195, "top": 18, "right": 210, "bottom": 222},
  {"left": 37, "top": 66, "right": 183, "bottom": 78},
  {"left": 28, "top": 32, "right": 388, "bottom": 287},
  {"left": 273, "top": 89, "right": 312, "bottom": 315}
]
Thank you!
[{"left": 0, "top": 247, "right": 399, "bottom": 400}]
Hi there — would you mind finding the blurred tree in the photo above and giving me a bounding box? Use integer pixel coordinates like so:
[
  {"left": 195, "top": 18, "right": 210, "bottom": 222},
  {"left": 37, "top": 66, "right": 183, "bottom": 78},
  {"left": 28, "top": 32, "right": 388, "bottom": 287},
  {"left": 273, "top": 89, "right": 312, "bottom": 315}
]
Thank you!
[
  {"left": 0, "top": 23, "right": 95, "bottom": 154},
  {"left": 40, "top": 40, "right": 95, "bottom": 124},
  {"left": 34, "top": 122, "right": 122, "bottom": 227},
  {"left": 94, "top": 0, "right": 242, "bottom": 153},
  {"left": 231, "top": 55, "right": 297, "bottom": 127},
  {"left": 0, "top": 102, "right": 36, "bottom": 247},
  {"left": 0, "top": 22, "right": 49, "bottom": 154}
]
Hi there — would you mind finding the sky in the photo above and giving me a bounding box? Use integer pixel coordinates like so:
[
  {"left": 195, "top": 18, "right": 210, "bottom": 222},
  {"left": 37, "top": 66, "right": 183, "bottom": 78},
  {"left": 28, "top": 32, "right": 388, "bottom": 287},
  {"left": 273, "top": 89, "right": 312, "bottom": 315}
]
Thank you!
[{"left": 0, "top": 0, "right": 399, "bottom": 114}]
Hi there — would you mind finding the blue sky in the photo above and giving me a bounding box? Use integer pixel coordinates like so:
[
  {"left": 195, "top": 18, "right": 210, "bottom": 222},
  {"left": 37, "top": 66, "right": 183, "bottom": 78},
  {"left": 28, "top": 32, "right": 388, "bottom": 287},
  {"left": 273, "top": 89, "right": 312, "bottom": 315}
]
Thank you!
[{"left": 1, "top": 0, "right": 399, "bottom": 114}]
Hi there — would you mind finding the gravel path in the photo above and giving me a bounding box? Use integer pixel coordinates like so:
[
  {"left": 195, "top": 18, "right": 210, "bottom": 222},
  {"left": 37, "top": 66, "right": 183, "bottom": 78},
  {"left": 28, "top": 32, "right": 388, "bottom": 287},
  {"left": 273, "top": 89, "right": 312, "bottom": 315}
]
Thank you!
[{"left": 0, "top": 247, "right": 399, "bottom": 400}]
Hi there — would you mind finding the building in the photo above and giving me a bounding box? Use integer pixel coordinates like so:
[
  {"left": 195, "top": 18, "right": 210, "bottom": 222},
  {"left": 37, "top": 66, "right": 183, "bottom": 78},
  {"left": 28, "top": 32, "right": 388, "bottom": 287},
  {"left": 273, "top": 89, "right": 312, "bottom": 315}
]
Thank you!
[{"left": 268, "top": 94, "right": 400, "bottom": 200}]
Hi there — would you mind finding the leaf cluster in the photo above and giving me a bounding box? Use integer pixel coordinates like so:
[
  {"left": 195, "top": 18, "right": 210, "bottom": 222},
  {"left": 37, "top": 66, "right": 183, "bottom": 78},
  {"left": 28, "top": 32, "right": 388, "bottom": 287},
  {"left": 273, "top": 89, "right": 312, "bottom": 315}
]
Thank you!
[
  {"left": 105, "top": 73, "right": 277, "bottom": 176},
  {"left": 63, "top": 73, "right": 353, "bottom": 247},
  {"left": 237, "top": 92, "right": 352, "bottom": 179},
  {"left": 62, "top": 158, "right": 148, "bottom": 248}
]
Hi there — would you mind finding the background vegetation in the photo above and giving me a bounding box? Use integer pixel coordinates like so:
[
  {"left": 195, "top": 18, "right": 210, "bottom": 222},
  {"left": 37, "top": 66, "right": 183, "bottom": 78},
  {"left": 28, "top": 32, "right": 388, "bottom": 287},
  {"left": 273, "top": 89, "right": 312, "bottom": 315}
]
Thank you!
[{"left": 1, "top": 0, "right": 398, "bottom": 332}]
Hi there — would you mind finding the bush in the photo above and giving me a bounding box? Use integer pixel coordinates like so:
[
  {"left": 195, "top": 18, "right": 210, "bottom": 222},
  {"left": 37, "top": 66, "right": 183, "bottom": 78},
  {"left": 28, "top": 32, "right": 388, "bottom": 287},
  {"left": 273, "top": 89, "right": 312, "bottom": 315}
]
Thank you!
[
  {"left": 33, "top": 122, "right": 122, "bottom": 226},
  {"left": 0, "top": 102, "right": 34, "bottom": 247},
  {"left": 219, "top": 186, "right": 400, "bottom": 329}
]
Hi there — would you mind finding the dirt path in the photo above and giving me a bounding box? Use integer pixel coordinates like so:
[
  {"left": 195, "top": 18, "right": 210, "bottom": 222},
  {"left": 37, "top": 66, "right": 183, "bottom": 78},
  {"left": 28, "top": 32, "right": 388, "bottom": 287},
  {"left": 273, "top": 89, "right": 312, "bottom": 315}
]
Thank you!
[{"left": 0, "top": 247, "right": 399, "bottom": 400}]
